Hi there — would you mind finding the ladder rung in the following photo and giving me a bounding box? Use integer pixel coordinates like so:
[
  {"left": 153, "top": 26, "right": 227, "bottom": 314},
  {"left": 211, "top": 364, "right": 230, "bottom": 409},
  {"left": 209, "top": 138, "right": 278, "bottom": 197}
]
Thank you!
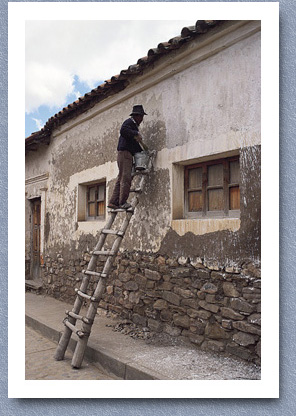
[
  {"left": 108, "top": 207, "right": 134, "bottom": 213},
  {"left": 82, "top": 270, "right": 107, "bottom": 278},
  {"left": 91, "top": 250, "right": 115, "bottom": 256},
  {"left": 63, "top": 319, "right": 85, "bottom": 338},
  {"left": 101, "top": 229, "right": 124, "bottom": 237},
  {"left": 75, "top": 288, "right": 98, "bottom": 302},
  {"left": 132, "top": 169, "right": 149, "bottom": 176},
  {"left": 65, "top": 310, "right": 92, "bottom": 324},
  {"left": 108, "top": 207, "right": 125, "bottom": 212}
]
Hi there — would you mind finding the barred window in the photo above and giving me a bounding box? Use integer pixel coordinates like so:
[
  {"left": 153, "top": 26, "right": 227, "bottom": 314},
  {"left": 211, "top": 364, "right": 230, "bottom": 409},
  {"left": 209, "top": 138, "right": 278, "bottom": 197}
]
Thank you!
[
  {"left": 184, "top": 156, "right": 240, "bottom": 218},
  {"left": 86, "top": 182, "right": 106, "bottom": 220}
]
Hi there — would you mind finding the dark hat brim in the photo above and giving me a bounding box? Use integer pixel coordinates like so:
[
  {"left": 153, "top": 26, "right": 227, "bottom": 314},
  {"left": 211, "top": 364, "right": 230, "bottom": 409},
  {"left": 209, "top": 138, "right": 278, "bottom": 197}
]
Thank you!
[{"left": 130, "top": 111, "right": 147, "bottom": 116}]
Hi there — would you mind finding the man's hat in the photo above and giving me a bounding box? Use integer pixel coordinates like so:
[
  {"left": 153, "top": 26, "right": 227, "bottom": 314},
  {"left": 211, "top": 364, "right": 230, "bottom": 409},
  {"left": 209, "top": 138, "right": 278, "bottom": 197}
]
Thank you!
[{"left": 130, "top": 105, "right": 147, "bottom": 116}]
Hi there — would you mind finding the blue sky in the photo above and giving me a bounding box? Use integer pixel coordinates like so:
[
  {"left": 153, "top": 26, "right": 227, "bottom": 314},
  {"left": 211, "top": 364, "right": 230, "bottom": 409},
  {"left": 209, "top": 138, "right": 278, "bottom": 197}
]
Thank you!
[{"left": 25, "top": 20, "right": 193, "bottom": 138}]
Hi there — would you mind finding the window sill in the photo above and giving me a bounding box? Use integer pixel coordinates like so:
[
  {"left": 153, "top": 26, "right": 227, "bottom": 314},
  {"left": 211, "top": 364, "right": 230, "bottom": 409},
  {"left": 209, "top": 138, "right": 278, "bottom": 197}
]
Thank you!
[
  {"left": 77, "top": 219, "right": 107, "bottom": 234},
  {"left": 171, "top": 218, "right": 240, "bottom": 236}
]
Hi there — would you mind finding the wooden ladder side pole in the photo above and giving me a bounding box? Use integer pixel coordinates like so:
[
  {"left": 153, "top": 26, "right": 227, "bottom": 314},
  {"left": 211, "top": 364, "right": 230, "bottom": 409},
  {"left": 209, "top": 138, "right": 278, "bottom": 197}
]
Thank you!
[
  {"left": 71, "top": 212, "right": 133, "bottom": 368},
  {"left": 54, "top": 212, "right": 117, "bottom": 361}
]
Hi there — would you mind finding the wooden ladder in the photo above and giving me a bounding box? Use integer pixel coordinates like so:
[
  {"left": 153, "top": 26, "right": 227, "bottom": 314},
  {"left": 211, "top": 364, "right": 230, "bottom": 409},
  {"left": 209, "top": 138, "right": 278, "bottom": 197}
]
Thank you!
[{"left": 54, "top": 151, "right": 156, "bottom": 369}]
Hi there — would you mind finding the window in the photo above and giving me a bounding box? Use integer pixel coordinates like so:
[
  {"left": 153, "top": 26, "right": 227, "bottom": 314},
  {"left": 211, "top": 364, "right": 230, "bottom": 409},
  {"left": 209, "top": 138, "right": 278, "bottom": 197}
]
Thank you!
[
  {"left": 184, "top": 156, "right": 240, "bottom": 218},
  {"left": 86, "top": 183, "right": 106, "bottom": 220}
]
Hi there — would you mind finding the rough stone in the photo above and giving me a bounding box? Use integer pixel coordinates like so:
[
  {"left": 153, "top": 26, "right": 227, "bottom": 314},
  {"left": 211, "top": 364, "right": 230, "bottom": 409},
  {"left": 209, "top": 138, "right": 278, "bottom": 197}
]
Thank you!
[
  {"left": 211, "top": 271, "right": 225, "bottom": 280},
  {"left": 220, "top": 307, "right": 244, "bottom": 320},
  {"left": 205, "top": 294, "right": 217, "bottom": 303},
  {"left": 242, "top": 287, "right": 261, "bottom": 295},
  {"left": 153, "top": 299, "right": 168, "bottom": 310},
  {"left": 106, "top": 285, "right": 113, "bottom": 295},
  {"left": 205, "top": 322, "right": 228, "bottom": 340},
  {"left": 132, "top": 313, "right": 147, "bottom": 327},
  {"left": 256, "top": 340, "right": 261, "bottom": 357},
  {"left": 146, "top": 281, "right": 155, "bottom": 289},
  {"left": 157, "top": 281, "right": 172, "bottom": 291},
  {"left": 174, "top": 287, "right": 193, "bottom": 298},
  {"left": 148, "top": 318, "right": 163, "bottom": 332},
  {"left": 163, "top": 324, "right": 182, "bottom": 337},
  {"left": 200, "top": 283, "right": 218, "bottom": 294},
  {"left": 173, "top": 314, "right": 190, "bottom": 329},
  {"left": 160, "top": 309, "right": 172, "bottom": 322},
  {"left": 171, "top": 267, "right": 192, "bottom": 278},
  {"left": 204, "top": 261, "right": 220, "bottom": 271},
  {"left": 221, "top": 319, "right": 232, "bottom": 329},
  {"left": 195, "top": 269, "right": 211, "bottom": 280},
  {"left": 195, "top": 309, "right": 212, "bottom": 320},
  {"left": 181, "top": 298, "right": 199, "bottom": 309},
  {"left": 190, "top": 321, "right": 206, "bottom": 335},
  {"left": 233, "top": 331, "right": 256, "bottom": 346},
  {"left": 166, "top": 258, "right": 179, "bottom": 267},
  {"left": 144, "top": 269, "right": 161, "bottom": 281},
  {"left": 225, "top": 342, "right": 251, "bottom": 361},
  {"left": 118, "top": 272, "right": 131, "bottom": 283},
  {"left": 223, "top": 282, "right": 240, "bottom": 297},
  {"left": 113, "top": 287, "right": 123, "bottom": 298},
  {"left": 190, "top": 257, "right": 203, "bottom": 268},
  {"left": 129, "top": 291, "right": 141, "bottom": 304},
  {"left": 178, "top": 256, "right": 189, "bottom": 265},
  {"left": 242, "top": 262, "right": 261, "bottom": 278},
  {"left": 162, "top": 291, "right": 181, "bottom": 306},
  {"left": 124, "top": 281, "right": 138, "bottom": 291},
  {"left": 230, "top": 298, "right": 254, "bottom": 313},
  {"left": 247, "top": 313, "right": 261, "bottom": 326},
  {"left": 189, "top": 334, "right": 204, "bottom": 345},
  {"left": 197, "top": 291, "right": 206, "bottom": 300},
  {"left": 156, "top": 256, "right": 166, "bottom": 265},
  {"left": 199, "top": 300, "right": 219, "bottom": 313},
  {"left": 232, "top": 321, "right": 261, "bottom": 335},
  {"left": 225, "top": 265, "right": 240, "bottom": 274},
  {"left": 207, "top": 340, "right": 225, "bottom": 352},
  {"left": 186, "top": 308, "right": 201, "bottom": 319}
]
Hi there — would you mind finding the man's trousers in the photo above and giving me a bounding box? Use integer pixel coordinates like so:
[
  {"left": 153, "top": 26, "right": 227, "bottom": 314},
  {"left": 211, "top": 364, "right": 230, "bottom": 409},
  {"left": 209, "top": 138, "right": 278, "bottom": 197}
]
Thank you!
[{"left": 109, "top": 150, "right": 133, "bottom": 206}]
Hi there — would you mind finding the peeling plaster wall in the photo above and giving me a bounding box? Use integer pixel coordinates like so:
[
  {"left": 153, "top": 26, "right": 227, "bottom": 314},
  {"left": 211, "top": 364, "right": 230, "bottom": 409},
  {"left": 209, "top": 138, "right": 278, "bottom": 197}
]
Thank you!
[{"left": 25, "top": 21, "right": 261, "bottom": 273}]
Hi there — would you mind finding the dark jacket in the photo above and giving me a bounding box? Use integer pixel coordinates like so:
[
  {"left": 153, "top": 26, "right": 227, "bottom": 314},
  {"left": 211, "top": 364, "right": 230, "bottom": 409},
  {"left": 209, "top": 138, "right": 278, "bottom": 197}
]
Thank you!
[{"left": 117, "top": 117, "right": 142, "bottom": 155}]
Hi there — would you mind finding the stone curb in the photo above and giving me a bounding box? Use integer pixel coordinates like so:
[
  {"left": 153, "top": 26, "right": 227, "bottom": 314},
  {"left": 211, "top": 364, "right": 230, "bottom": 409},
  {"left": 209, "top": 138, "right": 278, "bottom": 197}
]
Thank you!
[{"left": 25, "top": 314, "right": 169, "bottom": 380}]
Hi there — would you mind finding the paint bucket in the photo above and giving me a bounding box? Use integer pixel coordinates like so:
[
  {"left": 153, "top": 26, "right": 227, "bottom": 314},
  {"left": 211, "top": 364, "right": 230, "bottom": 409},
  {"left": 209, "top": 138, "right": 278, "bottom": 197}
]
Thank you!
[{"left": 134, "top": 151, "right": 150, "bottom": 171}]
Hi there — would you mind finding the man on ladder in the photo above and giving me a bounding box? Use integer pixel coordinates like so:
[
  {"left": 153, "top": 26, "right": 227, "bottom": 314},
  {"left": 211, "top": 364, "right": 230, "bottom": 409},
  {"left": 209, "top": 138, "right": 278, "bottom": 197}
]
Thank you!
[
  {"left": 108, "top": 105, "right": 148, "bottom": 210},
  {"left": 54, "top": 104, "right": 154, "bottom": 369}
]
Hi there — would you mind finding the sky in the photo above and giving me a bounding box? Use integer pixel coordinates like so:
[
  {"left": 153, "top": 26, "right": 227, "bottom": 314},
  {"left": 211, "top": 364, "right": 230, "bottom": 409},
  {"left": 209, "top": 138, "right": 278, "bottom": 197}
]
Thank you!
[{"left": 25, "top": 20, "right": 194, "bottom": 138}]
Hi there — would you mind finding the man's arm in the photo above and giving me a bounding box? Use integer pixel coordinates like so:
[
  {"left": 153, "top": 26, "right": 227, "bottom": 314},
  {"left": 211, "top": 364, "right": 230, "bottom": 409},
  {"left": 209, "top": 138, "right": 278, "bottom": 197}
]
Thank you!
[{"left": 120, "top": 119, "right": 139, "bottom": 141}]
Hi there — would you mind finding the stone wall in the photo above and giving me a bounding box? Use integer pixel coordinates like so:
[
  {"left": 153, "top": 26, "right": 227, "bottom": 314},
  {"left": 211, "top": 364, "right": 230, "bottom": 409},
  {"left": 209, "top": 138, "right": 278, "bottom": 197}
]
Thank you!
[{"left": 41, "top": 251, "right": 261, "bottom": 364}]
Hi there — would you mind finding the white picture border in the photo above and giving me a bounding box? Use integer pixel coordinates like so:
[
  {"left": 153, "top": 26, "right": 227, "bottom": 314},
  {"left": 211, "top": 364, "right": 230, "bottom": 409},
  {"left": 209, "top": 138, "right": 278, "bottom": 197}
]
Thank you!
[{"left": 8, "top": 1, "right": 279, "bottom": 399}]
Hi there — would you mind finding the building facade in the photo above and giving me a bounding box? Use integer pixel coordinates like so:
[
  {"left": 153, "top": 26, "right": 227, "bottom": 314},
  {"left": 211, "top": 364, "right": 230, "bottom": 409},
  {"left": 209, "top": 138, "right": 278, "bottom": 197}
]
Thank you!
[{"left": 25, "top": 20, "right": 261, "bottom": 363}]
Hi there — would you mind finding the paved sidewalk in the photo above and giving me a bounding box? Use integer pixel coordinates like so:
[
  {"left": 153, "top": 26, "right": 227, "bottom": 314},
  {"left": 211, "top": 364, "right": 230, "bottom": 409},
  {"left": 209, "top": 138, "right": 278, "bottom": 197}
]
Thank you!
[
  {"left": 26, "top": 325, "right": 117, "bottom": 380},
  {"left": 25, "top": 292, "right": 261, "bottom": 380}
]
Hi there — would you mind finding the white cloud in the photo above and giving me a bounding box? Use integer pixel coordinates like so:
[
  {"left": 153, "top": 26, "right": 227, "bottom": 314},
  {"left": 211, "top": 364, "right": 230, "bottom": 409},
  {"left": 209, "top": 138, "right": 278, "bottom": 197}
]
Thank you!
[
  {"left": 25, "top": 20, "right": 194, "bottom": 114},
  {"left": 26, "top": 61, "right": 74, "bottom": 113},
  {"left": 32, "top": 117, "right": 44, "bottom": 131}
]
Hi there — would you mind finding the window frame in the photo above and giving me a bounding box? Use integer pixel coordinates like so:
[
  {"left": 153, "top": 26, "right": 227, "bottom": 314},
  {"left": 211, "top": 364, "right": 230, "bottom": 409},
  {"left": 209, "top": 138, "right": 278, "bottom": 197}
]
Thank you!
[
  {"left": 184, "top": 156, "right": 240, "bottom": 219},
  {"left": 86, "top": 181, "right": 106, "bottom": 221}
]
